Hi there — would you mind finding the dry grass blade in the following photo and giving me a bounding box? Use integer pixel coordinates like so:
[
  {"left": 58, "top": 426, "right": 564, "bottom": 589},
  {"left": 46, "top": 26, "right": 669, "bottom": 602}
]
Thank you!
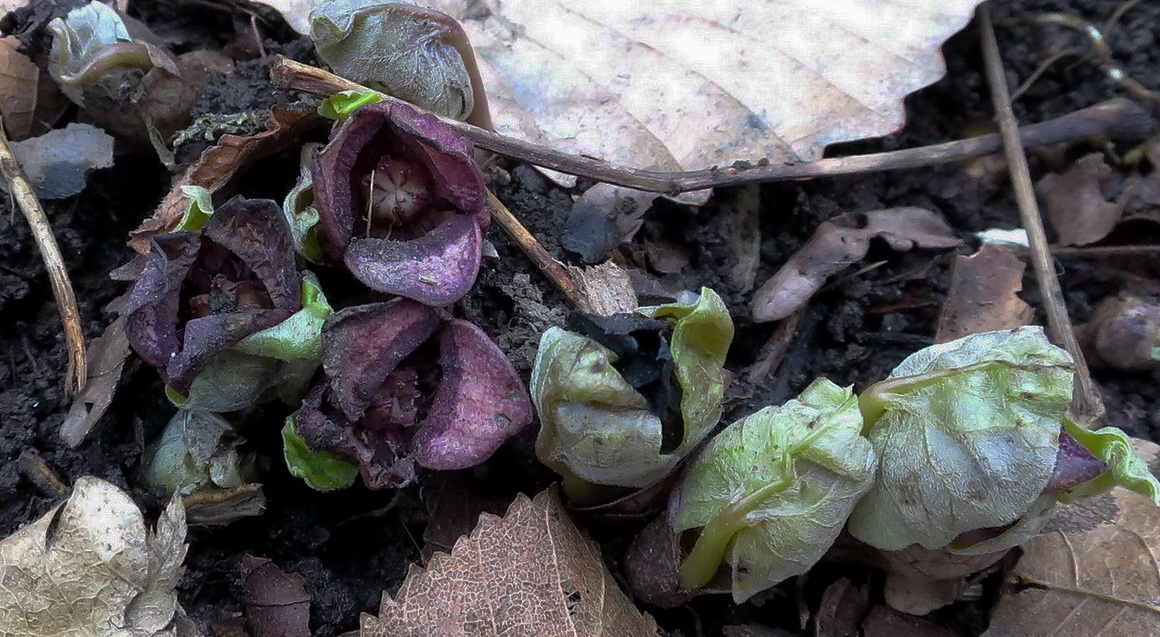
[
  {"left": 0, "top": 114, "right": 86, "bottom": 396},
  {"left": 978, "top": 3, "right": 1101, "bottom": 424}
]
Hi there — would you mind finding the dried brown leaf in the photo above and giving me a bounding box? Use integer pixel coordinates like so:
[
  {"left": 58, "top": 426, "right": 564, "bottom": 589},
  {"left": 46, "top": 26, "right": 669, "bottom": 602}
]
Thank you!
[
  {"left": 862, "top": 606, "right": 958, "bottom": 637},
  {"left": 568, "top": 260, "right": 639, "bottom": 316},
  {"left": 752, "top": 207, "right": 960, "bottom": 323},
  {"left": 815, "top": 578, "right": 870, "bottom": 637},
  {"left": 0, "top": 36, "right": 38, "bottom": 140},
  {"left": 263, "top": 0, "right": 982, "bottom": 181},
  {"left": 128, "top": 106, "right": 318, "bottom": 254},
  {"left": 1038, "top": 153, "right": 1128, "bottom": 246},
  {"left": 240, "top": 555, "right": 311, "bottom": 637},
  {"left": 1, "top": 122, "right": 114, "bottom": 199},
  {"left": 362, "top": 488, "right": 657, "bottom": 637},
  {"left": 935, "top": 243, "right": 1032, "bottom": 344},
  {"left": 983, "top": 438, "right": 1160, "bottom": 637},
  {"left": 60, "top": 312, "right": 130, "bottom": 447},
  {"left": 0, "top": 477, "right": 200, "bottom": 637}
]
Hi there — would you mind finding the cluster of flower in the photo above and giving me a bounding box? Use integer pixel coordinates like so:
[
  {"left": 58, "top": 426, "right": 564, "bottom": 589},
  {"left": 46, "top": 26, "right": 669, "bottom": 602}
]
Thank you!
[{"left": 125, "top": 96, "right": 531, "bottom": 493}]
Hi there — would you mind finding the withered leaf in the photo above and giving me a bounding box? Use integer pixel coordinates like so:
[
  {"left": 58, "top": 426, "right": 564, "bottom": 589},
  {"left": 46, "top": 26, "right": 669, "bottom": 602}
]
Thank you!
[
  {"left": 263, "top": 0, "right": 983, "bottom": 185},
  {"left": 983, "top": 438, "right": 1160, "bottom": 637},
  {"left": 60, "top": 311, "right": 130, "bottom": 447},
  {"left": 1038, "top": 153, "right": 1128, "bottom": 247},
  {"left": 129, "top": 106, "right": 319, "bottom": 254},
  {"left": 362, "top": 488, "right": 657, "bottom": 637},
  {"left": 0, "top": 36, "right": 39, "bottom": 140},
  {"left": 934, "top": 243, "right": 1032, "bottom": 344},
  {"left": 752, "top": 207, "right": 960, "bottom": 323},
  {"left": 0, "top": 477, "right": 200, "bottom": 637},
  {"left": 240, "top": 555, "right": 311, "bottom": 637}
]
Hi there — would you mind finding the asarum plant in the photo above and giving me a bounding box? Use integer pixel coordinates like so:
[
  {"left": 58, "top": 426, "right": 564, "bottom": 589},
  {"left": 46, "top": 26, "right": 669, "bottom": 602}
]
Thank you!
[
  {"left": 309, "top": 99, "right": 489, "bottom": 307},
  {"left": 124, "top": 194, "right": 331, "bottom": 412},
  {"left": 531, "top": 289, "right": 733, "bottom": 504},
  {"left": 849, "top": 326, "right": 1160, "bottom": 555},
  {"left": 284, "top": 299, "right": 533, "bottom": 490}
]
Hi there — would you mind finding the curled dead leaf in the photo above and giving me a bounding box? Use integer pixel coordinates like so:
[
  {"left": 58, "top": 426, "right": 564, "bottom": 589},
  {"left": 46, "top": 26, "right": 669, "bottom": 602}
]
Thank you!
[
  {"left": 983, "top": 438, "right": 1160, "bottom": 637},
  {"left": 362, "top": 488, "right": 657, "bottom": 637},
  {"left": 129, "top": 106, "right": 319, "bottom": 254},
  {"left": 1038, "top": 153, "right": 1130, "bottom": 246},
  {"left": 752, "top": 207, "right": 961, "bottom": 323},
  {"left": 0, "top": 36, "right": 38, "bottom": 140}
]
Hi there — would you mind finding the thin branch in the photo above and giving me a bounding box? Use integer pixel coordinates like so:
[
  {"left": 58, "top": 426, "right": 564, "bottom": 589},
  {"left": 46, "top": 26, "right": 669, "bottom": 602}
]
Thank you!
[
  {"left": 486, "top": 190, "right": 581, "bottom": 307},
  {"left": 0, "top": 114, "right": 87, "bottom": 396},
  {"left": 979, "top": 3, "right": 1103, "bottom": 424},
  {"left": 271, "top": 57, "right": 1150, "bottom": 195}
]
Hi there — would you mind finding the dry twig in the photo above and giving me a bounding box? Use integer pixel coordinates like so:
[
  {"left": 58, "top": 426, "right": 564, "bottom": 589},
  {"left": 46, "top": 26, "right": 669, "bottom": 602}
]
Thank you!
[
  {"left": 979, "top": 3, "right": 1103, "bottom": 423},
  {"left": 271, "top": 57, "right": 1150, "bottom": 196},
  {"left": 0, "top": 114, "right": 87, "bottom": 396},
  {"left": 486, "top": 191, "right": 581, "bottom": 308}
]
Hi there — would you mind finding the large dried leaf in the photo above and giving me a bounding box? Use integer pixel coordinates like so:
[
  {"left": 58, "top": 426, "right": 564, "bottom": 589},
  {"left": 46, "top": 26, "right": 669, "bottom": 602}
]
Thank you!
[
  {"left": 362, "top": 488, "right": 656, "bottom": 637},
  {"left": 264, "top": 0, "right": 983, "bottom": 178},
  {"left": 983, "top": 438, "right": 1160, "bottom": 637},
  {"left": 0, "top": 477, "right": 199, "bottom": 637}
]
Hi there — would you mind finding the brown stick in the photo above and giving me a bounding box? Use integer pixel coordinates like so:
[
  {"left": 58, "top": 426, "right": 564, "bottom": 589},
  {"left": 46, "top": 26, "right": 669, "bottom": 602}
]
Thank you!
[
  {"left": 0, "top": 114, "right": 87, "bottom": 396},
  {"left": 979, "top": 3, "right": 1103, "bottom": 424},
  {"left": 486, "top": 190, "right": 581, "bottom": 307},
  {"left": 271, "top": 57, "right": 1150, "bottom": 195}
]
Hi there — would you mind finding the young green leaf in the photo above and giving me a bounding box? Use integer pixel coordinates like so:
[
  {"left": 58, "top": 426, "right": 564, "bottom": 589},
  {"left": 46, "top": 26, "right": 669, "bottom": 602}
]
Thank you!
[
  {"left": 1059, "top": 417, "right": 1160, "bottom": 504},
  {"left": 672, "top": 378, "right": 875, "bottom": 602},
  {"left": 532, "top": 288, "right": 733, "bottom": 500},
  {"left": 281, "top": 419, "right": 359, "bottom": 491},
  {"left": 849, "top": 327, "right": 1075, "bottom": 552}
]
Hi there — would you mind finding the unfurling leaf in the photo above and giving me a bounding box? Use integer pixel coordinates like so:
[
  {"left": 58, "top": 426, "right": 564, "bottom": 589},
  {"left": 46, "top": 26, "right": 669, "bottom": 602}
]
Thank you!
[
  {"left": 309, "top": 0, "right": 483, "bottom": 122},
  {"left": 849, "top": 327, "right": 1075, "bottom": 553},
  {"left": 47, "top": 1, "right": 178, "bottom": 106},
  {"left": 532, "top": 288, "right": 733, "bottom": 500},
  {"left": 362, "top": 488, "right": 657, "bottom": 636},
  {"left": 0, "top": 477, "right": 200, "bottom": 637},
  {"left": 146, "top": 410, "right": 253, "bottom": 497},
  {"left": 673, "top": 378, "right": 876, "bottom": 602}
]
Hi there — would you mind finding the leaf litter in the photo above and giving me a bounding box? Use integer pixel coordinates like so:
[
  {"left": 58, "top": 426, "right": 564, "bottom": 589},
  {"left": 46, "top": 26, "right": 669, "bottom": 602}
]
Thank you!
[{"left": 362, "top": 488, "right": 657, "bottom": 637}]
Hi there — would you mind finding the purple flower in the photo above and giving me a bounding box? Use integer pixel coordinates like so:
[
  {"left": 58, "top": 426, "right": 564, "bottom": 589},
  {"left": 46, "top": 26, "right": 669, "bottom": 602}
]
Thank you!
[
  {"left": 311, "top": 101, "right": 488, "bottom": 307},
  {"left": 293, "top": 299, "right": 532, "bottom": 489},
  {"left": 124, "top": 196, "right": 300, "bottom": 395}
]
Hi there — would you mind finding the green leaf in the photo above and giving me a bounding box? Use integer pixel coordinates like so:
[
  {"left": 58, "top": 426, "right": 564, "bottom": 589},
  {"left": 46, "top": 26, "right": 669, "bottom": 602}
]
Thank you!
[
  {"left": 531, "top": 288, "right": 734, "bottom": 501},
  {"left": 234, "top": 272, "right": 333, "bottom": 361},
  {"left": 282, "top": 148, "right": 324, "bottom": 262},
  {"left": 308, "top": 0, "right": 476, "bottom": 120},
  {"left": 638, "top": 287, "right": 734, "bottom": 456},
  {"left": 318, "top": 90, "right": 384, "bottom": 121},
  {"left": 175, "top": 185, "right": 214, "bottom": 232},
  {"left": 145, "top": 410, "right": 247, "bottom": 497},
  {"left": 282, "top": 418, "right": 358, "bottom": 491},
  {"left": 1061, "top": 417, "right": 1160, "bottom": 504},
  {"left": 849, "top": 326, "right": 1075, "bottom": 552},
  {"left": 673, "top": 378, "right": 875, "bottom": 602}
]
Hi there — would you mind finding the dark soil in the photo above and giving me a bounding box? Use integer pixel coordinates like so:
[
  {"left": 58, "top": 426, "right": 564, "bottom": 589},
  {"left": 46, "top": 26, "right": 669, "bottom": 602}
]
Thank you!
[{"left": 1, "top": 0, "right": 1158, "bottom": 635}]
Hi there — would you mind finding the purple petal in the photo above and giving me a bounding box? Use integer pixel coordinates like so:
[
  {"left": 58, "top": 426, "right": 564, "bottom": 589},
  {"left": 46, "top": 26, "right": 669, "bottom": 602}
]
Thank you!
[
  {"left": 124, "top": 233, "right": 199, "bottom": 373},
  {"left": 412, "top": 318, "right": 533, "bottom": 470},
  {"left": 345, "top": 214, "right": 482, "bottom": 307},
  {"left": 166, "top": 309, "right": 292, "bottom": 393},
  {"left": 1044, "top": 432, "right": 1108, "bottom": 493},
  {"left": 322, "top": 300, "right": 440, "bottom": 421},
  {"left": 295, "top": 381, "right": 417, "bottom": 490},
  {"left": 205, "top": 196, "right": 301, "bottom": 312}
]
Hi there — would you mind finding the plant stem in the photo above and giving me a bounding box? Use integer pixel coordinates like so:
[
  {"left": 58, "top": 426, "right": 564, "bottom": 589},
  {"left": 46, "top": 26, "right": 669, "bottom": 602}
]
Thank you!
[
  {"left": 678, "top": 470, "right": 794, "bottom": 591},
  {"left": 271, "top": 57, "right": 1150, "bottom": 196}
]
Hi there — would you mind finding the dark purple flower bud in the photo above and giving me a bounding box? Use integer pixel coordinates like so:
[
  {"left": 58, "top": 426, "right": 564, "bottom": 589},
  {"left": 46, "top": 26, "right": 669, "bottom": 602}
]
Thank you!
[
  {"left": 124, "top": 196, "right": 300, "bottom": 395},
  {"left": 311, "top": 101, "right": 488, "bottom": 307},
  {"left": 292, "top": 299, "right": 532, "bottom": 489}
]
